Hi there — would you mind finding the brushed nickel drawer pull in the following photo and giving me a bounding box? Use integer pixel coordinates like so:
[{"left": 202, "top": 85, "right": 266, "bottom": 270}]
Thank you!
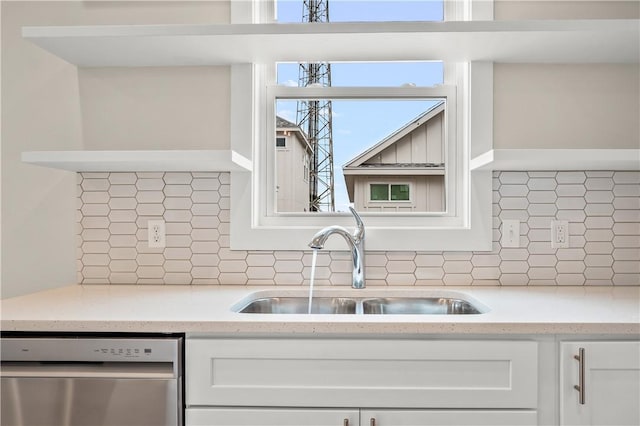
[
  {"left": 343, "top": 419, "right": 349, "bottom": 426},
  {"left": 573, "top": 347, "right": 585, "bottom": 405},
  {"left": 370, "top": 418, "right": 376, "bottom": 426}
]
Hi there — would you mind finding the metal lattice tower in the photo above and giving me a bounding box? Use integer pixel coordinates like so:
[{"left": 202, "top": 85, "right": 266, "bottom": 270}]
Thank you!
[{"left": 297, "top": 0, "right": 335, "bottom": 212}]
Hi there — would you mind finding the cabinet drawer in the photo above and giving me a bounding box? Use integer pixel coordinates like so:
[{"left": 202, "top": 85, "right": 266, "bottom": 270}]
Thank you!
[
  {"left": 187, "top": 408, "right": 358, "bottom": 426},
  {"left": 186, "top": 339, "right": 537, "bottom": 409}
]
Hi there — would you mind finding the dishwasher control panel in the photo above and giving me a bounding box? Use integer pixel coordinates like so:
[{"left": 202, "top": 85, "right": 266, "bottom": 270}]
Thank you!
[{"left": 1, "top": 337, "right": 181, "bottom": 363}]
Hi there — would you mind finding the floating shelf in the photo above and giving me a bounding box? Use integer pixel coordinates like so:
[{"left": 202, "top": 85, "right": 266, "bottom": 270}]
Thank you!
[
  {"left": 22, "top": 19, "right": 639, "bottom": 67},
  {"left": 21, "top": 150, "right": 252, "bottom": 172},
  {"left": 470, "top": 149, "right": 640, "bottom": 171}
]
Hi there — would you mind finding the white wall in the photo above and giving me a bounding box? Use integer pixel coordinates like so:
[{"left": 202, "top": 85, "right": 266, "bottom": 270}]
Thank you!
[
  {"left": 493, "top": 1, "right": 640, "bottom": 150},
  {"left": 1, "top": 1, "right": 230, "bottom": 299},
  {"left": 494, "top": 64, "right": 640, "bottom": 149}
]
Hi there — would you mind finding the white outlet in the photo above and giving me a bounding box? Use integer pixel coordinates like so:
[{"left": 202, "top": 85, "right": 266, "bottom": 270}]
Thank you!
[
  {"left": 147, "top": 220, "right": 166, "bottom": 248},
  {"left": 501, "top": 220, "right": 520, "bottom": 248},
  {"left": 551, "top": 220, "right": 570, "bottom": 248}
]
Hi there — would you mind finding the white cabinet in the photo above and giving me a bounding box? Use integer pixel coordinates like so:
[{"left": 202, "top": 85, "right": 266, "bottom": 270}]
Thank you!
[
  {"left": 560, "top": 342, "right": 640, "bottom": 426},
  {"left": 187, "top": 408, "right": 358, "bottom": 426},
  {"left": 185, "top": 338, "right": 538, "bottom": 426},
  {"left": 187, "top": 338, "right": 538, "bottom": 409},
  {"left": 361, "top": 410, "right": 536, "bottom": 425},
  {"left": 187, "top": 408, "right": 537, "bottom": 426}
]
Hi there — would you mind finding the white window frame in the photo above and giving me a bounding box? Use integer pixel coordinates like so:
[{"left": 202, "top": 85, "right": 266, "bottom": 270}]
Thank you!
[{"left": 230, "top": 0, "right": 494, "bottom": 251}]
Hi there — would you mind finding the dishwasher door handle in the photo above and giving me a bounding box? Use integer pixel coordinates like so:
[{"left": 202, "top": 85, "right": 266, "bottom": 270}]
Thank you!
[{"left": 0, "top": 362, "right": 176, "bottom": 379}]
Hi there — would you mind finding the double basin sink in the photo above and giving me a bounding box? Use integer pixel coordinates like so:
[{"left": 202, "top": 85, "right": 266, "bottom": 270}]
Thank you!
[{"left": 235, "top": 294, "right": 487, "bottom": 315}]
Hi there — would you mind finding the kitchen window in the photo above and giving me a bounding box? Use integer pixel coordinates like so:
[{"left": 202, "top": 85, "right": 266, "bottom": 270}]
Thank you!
[{"left": 229, "top": 0, "right": 494, "bottom": 251}]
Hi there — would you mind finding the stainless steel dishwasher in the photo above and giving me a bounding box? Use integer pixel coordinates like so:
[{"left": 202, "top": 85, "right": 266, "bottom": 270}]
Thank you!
[{"left": 1, "top": 334, "right": 183, "bottom": 426}]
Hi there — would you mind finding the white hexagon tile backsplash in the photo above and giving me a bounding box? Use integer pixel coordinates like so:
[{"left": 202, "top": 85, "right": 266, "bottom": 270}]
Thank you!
[{"left": 77, "top": 171, "right": 640, "bottom": 286}]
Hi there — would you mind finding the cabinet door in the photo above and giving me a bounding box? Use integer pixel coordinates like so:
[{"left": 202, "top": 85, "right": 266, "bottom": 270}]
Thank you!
[
  {"left": 561, "top": 342, "right": 640, "bottom": 425},
  {"left": 187, "top": 408, "right": 358, "bottom": 426},
  {"left": 187, "top": 338, "right": 537, "bottom": 409},
  {"left": 360, "top": 410, "right": 537, "bottom": 426}
]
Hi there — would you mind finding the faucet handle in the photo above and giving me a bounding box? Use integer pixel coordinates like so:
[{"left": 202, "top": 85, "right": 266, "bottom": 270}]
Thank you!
[{"left": 349, "top": 206, "right": 365, "bottom": 240}]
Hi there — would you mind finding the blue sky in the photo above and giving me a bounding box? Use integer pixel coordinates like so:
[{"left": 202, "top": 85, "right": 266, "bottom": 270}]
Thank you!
[{"left": 275, "top": 1, "right": 444, "bottom": 212}]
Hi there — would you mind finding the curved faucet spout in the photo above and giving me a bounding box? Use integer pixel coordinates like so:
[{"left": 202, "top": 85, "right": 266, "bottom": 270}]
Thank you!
[{"left": 308, "top": 208, "right": 366, "bottom": 289}]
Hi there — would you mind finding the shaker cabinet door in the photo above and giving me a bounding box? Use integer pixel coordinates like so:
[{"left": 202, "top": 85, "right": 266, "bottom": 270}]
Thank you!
[{"left": 560, "top": 342, "right": 640, "bottom": 426}]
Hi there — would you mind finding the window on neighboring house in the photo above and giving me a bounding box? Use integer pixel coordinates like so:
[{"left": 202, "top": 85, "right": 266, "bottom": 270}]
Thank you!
[
  {"left": 276, "top": 137, "right": 286, "bottom": 148},
  {"left": 370, "top": 183, "right": 411, "bottom": 202}
]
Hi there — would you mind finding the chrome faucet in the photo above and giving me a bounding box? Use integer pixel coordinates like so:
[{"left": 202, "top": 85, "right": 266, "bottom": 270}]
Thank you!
[{"left": 309, "top": 207, "right": 365, "bottom": 289}]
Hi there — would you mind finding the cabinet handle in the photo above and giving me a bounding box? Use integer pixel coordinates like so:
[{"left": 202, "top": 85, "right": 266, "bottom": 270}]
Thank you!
[
  {"left": 370, "top": 418, "right": 376, "bottom": 426},
  {"left": 343, "top": 419, "right": 349, "bottom": 426},
  {"left": 573, "top": 347, "right": 585, "bottom": 405}
]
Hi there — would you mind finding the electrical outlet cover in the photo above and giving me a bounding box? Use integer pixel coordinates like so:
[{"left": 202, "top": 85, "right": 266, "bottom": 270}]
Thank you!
[
  {"left": 551, "top": 220, "right": 570, "bottom": 248},
  {"left": 147, "top": 220, "right": 166, "bottom": 248}
]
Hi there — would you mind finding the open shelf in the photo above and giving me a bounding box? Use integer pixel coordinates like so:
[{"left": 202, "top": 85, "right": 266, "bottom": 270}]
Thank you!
[
  {"left": 21, "top": 150, "right": 252, "bottom": 172},
  {"left": 22, "top": 19, "right": 639, "bottom": 67},
  {"left": 470, "top": 149, "right": 640, "bottom": 171}
]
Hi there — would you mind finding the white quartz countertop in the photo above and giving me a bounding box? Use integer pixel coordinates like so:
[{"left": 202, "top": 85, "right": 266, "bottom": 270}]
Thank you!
[{"left": 1, "top": 285, "right": 639, "bottom": 335}]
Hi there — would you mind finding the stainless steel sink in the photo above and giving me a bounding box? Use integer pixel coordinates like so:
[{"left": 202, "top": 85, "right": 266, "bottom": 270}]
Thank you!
[
  {"left": 362, "top": 297, "right": 482, "bottom": 315},
  {"left": 237, "top": 297, "right": 357, "bottom": 314},
  {"left": 235, "top": 294, "right": 486, "bottom": 315}
]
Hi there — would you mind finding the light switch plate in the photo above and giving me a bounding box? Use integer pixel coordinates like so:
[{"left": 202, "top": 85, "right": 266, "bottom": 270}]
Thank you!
[{"left": 501, "top": 220, "right": 520, "bottom": 248}]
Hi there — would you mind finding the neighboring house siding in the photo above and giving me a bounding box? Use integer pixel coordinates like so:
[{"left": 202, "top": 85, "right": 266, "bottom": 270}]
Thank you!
[
  {"left": 364, "top": 111, "right": 444, "bottom": 166},
  {"left": 344, "top": 105, "right": 446, "bottom": 212},
  {"left": 353, "top": 176, "right": 445, "bottom": 212},
  {"left": 276, "top": 131, "right": 310, "bottom": 212}
]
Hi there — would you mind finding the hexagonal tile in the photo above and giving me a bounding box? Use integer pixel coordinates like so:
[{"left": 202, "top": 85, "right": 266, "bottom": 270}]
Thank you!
[
  {"left": 556, "top": 197, "right": 586, "bottom": 210},
  {"left": 443, "top": 274, "right": 473, "bottom": 285},
  {"left": 527, "top": 254, "right": 557, "bottom": 267},
  {"left": 527, "top": 267, "right": 557, "bottom": 280},
  {"left": 584, "top": 229, "right": 614, "bottom": 242},
  {"left": 499, "top": 273, "right": 529, "bottom": 285},
  {"left": 191, "top": 178, "right": 221, "bottom": 191},
  {"left": 387, "top": 273, "right": 417, "bottom": 286},
  {"left": 415, "top": 267, "right": 444, "bottom": 280},
  {"left": 81, "top": 178, "right": 110, "bottom": 191},
  {"left": 585, "top": 204, "right": 614, "bottom": 217},
  {"left": 108, "top": 173, "right": 137, "bottom": 185},
  {"left": 191, "top": 191, "right": 220, "bottom": 204},
  {"left": 136, "top": 191, "right": 164, "bottom": 203},
  {"left": 556, "top": 172, "right": 586, "bottom": 184},
  {"left": 164, "top": 172, "right": 193, "bottom": 185},
  {"left": 136, "top": 203, "right": 165, "bottom": 216},
  {"left": 164, "top": 197, "right": 193, "bottom": 210},
  {"left": 528, "top": 203, "right": 557, "bottom": 217},
  {"left": 612, "top": 274, "right": 640, "bottom": 286},
  {"left": 527, "top": 178, "right": 557, "bottom": 191},
  {"left": 499, "top": 172, "right": 528, "bottom": 185},
  {"left": 81, "top": 204, "right": 110, "bottom": 216},
  {"left": 556, "top": 273, "right": 586, "bottom": 286},
  {"left": 191, "top": 203, "right": 220, "bottom": 216},
  {"left": 191, "top": 216, "right": 220, "bottom": 229},
  {"left": 81, "top": 191, "right": 110, "bottom": 204},
  {"left": 556, "top": 261, "right": 586, "bottom": 274},
  {"left": 527, "top": 191, "right": 557, "bottom": 203},
  {"left": 193, "top": 267, "right": 222, "bottom": 280},
  {"left": 556, "top": 184, "right": 587, "bottom": 197},
  {"left": 500, "top": 261, "right": 529, "bottom": 274},
  {"left": 613, "top": 184, "right": 640, "bottom": 197},
  {"left": 109, "top": 185, "right": 137, "bottom": 197},
  {"left": 191, "top": 254, "right": 220, "bottom": 267},
  {"left": 613, "top": 236, "right": 640, "bottom": 248},
  {"left": 471, "top": 267, "right": 500, "bottom": 280},
  {"left": 163, "top": 273, "right": 193, "bottom": 284},
  {"left": 585, "top": 191, "right": 614, "bottom": 204},
  {"left": 585, "top": 177, "right": 614, "bottom": 190},
  {"left": 499, "top": 184, "right": 529, "bottom": 197},
  {"left": 386, "top": 260, "right": 417, "bottom": 274},
  {"left": 585, "top": 217, "right": 614, "bottom": 229},
  {"left": 584, "top": 267, "right": 614, "bottom": 280},
  {"left": 136, "top": 178, "right": 164, "bottom": 191}
]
